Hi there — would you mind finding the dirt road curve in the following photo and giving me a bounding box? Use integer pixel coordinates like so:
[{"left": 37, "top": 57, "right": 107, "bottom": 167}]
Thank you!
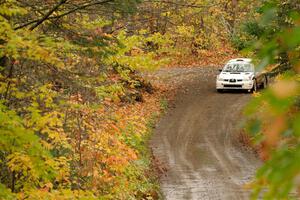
[{"left": 150, "top": 67, "right": 261, "bottom": 200}]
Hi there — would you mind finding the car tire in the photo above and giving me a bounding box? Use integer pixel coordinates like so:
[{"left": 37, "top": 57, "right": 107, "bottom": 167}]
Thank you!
[
  {"left": 251, "top": 80, "right": 257, "bottom": 93},
  {"left": 217, "top": 89, "right": 223, "bottom": 93},
  {"left": 262, "top": 76, "right": 268, "bottom": 89}
]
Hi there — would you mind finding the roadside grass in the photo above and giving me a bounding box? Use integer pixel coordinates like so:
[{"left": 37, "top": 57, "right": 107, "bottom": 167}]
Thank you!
[
  {"left": 123, "top": 112, "right": 163, "bottom": 200},
  {"left": 159, "top": 97, "right": 169, "bottom": 112},
  {"left": 133, "top": 97, "right": 171, "bottom": 200},
  {"left": 115, "top": 96, "right": 171, "bottom": 200}
]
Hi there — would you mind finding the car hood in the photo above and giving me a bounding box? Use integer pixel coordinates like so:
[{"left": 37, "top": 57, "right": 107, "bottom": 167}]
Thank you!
[{"left": 218, "top": 72, "right": 254, "bottom": 79}]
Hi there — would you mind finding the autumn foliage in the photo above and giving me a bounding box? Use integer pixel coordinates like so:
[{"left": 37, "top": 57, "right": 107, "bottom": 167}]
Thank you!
[
  {"left": 1, "top": 0, "right": 290, "bottom": 199},
  {"left": 0, "top": 1, "right": 165, "bottom": 199}
]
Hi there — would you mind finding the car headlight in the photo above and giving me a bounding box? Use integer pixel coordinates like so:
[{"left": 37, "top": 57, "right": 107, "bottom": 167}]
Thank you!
[
  {"left": 244, "top": 76, "right": 253, "bottom": 81},
  {"left": 217, "top": 78, "right": 224, "bottom": 81}
]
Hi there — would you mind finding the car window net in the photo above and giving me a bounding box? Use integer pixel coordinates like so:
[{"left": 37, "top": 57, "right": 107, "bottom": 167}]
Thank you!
[{"left": 223, "top": 64, "right": 253, "bottom": 72}]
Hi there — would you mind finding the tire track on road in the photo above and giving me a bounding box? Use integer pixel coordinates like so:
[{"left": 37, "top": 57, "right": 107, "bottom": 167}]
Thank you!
[{"left": 150, "top": 67, "right": 261, "bottom": 200}]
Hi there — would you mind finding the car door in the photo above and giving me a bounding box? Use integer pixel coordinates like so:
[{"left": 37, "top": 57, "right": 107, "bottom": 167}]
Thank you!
[{"left": 254, "top": 66, "right": 264, "bottom": 85}]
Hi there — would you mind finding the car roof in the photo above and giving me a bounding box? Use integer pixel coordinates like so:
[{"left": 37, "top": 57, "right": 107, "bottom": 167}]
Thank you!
[{"left": 227, "top": 58, "right": 252, "bottom": 64}]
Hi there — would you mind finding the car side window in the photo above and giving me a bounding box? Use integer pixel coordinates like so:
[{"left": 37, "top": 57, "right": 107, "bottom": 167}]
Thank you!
[{"left": 251, "top": 64, "right": 255, "bottom": 72}]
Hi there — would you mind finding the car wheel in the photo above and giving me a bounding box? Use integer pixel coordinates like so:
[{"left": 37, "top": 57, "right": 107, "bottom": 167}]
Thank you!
[
  {"left": 251, "top": 80, "right": 257, "bottom": 93},
  {"left": 217, "top": 89, "right": 223, "bottom": 93},
  {"left": 262, "top": 76, "right": 268, "bottom": 89}
]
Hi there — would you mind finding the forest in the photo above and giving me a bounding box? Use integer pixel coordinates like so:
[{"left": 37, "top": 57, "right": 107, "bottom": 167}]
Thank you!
[{"left": 0, "top": 0, "right": 300, "bottom": 199}]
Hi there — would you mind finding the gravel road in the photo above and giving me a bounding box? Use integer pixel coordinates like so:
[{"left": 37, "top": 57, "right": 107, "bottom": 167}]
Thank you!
[{"left": 150, "top": 67, "right": 261, "bottom": 200}]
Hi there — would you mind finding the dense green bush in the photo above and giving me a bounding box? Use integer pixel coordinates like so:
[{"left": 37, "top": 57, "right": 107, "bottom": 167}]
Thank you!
[{"left": 243, "top": 0, "right": 300, "bottom": 199}]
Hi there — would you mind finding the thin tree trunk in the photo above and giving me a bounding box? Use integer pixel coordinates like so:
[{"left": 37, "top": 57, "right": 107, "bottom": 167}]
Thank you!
[
  {"left": 4, "top": 61, "right": 14, "bottom": 101},
  {"left": 11, "top": 171, "right": 15, "bottom": 192},
  {"left": 230, "top": 0, "right": 238, "bottom": 31}
]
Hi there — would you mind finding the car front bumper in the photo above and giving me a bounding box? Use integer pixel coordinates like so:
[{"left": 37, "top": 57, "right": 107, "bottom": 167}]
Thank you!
[{"left": 216, "top": 80, "right": 254, "bottom": 90}]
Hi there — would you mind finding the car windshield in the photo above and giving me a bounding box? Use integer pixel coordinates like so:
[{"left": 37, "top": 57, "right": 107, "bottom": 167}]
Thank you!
[{"left": 223, "top": 63, "right": 254, "bottom": 72}]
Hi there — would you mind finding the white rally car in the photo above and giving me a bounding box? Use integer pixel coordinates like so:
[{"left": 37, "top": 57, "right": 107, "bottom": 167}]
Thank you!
[{"left": 216, "top": 58, "right": 268, "bottom": 93}]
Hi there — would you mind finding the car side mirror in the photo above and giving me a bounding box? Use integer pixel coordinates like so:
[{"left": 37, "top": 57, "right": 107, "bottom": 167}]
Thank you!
[{"left": 218, "top": 69, "right": 222, "bottom": 72}]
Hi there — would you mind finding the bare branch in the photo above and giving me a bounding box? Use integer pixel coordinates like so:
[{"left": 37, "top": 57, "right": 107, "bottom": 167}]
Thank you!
[
  {"left": 143, "top": 0, "right": 215, "bottom": 9},
  {"left": 29, "top": 0, "right": 68, "bottom": 31},
  {"left": 14, "top": 0, "right": 115, "bottom": 30}
]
